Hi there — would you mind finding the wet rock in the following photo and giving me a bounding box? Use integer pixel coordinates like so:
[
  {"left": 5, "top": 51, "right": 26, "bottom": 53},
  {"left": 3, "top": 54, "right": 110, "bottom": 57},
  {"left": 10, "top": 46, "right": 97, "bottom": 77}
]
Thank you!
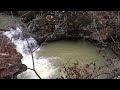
[
  {"left": 3, "top": 11, "right": 119, "bottom": 47},
  {"left": 90, "top": 27, "right": 114, "bottom": 42},
  {"left": 111, "top": 68, "right": 120, "bottom": 79},
  {"left": 0, "top": 11, "right": 18, "bottom": 15},
  {"left": 113, "top": 76, "right": 120, "bottom": 79},
  {"left": 111, "top": 40, "right": 120, "bottom": 57},
  {"left": 19, "top": 11, "right": 118, "bottom": 44},
  {"left": 0, "top": 37, "right": 27, "bottom": 79}
]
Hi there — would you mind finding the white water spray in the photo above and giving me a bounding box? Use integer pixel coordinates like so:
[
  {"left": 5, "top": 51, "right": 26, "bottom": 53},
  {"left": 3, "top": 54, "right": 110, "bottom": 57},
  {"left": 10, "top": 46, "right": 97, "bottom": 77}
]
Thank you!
[{"left": 2, "top": 26, "right": 57, "bottom": 79}]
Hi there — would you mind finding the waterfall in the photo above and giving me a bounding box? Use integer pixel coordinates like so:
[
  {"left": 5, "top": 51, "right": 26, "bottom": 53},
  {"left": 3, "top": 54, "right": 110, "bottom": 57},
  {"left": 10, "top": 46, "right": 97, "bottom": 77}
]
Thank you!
[{"left": 2, "top": 25, "right": 57, "bottom": 79}]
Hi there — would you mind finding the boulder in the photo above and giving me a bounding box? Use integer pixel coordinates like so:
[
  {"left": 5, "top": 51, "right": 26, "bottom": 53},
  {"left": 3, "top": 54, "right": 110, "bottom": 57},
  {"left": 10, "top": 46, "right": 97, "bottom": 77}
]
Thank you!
[{"left": 0, "top": 37, "right": 27, "bottom": 79}]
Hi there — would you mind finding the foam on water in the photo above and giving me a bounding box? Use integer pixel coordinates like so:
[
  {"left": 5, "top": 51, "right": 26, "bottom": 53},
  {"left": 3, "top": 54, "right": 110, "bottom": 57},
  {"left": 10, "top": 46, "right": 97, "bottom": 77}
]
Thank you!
[{"left": 2, "top": 26, "right": 57, "bottom": 79}]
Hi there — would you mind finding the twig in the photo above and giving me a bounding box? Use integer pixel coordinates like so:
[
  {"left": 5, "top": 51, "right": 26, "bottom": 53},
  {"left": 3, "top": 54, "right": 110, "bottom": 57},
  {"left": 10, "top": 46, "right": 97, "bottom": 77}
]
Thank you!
[
  {"left": 27, "top": 11, "right": 50, "bottom": 26},
  {"left": 111, "top": 36, "right": 116, "bottom": 43},
  {"left": 24, "top": 33, "right": 41, "bottom": 79},
  {"left": 92, "top": 13, "right": 107, "bottom": 47},
  {"left": 18, "top": 11, "right": 32, "bottom": 19},
  {"left": 32, "top": 12, "right": 73, "bottom": 53},
  {"left": 27, "top": 68, "right": 41, "bottom": 79}
]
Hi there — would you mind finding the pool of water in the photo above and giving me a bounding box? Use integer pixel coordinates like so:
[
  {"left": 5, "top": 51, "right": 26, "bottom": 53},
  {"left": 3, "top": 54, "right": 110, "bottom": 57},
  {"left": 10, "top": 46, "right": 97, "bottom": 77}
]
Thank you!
[
  {"left": 1, "top": 13, "right": 120, "bottom": 79},
  {"left": 0, "top": 13, "right": 18, "bottom": 28},
  {"left": 34, "top": 40, "right": 119, "bottom": 79}
]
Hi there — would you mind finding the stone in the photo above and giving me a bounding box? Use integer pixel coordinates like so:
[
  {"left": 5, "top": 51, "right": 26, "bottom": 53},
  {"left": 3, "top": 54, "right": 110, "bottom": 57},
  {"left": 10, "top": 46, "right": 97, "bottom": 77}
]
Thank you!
[{"left": 0, "top": 37, "right": 27, "bottom": 79}]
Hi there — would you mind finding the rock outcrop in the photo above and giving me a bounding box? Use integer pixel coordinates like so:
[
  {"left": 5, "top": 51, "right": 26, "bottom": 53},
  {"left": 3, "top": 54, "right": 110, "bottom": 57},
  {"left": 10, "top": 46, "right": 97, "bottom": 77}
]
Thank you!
[
  {"left": 111, "top": 40, "right": 120, "bottom": 57},
  {"left": 2, "top": 11, "right": 120, "bottom": 57},
  {"left": 0, "top": 37, "right": 27, "bottom": 79},
  {"left": 14, "top": 11, "right": 117, "bottom": 42}
]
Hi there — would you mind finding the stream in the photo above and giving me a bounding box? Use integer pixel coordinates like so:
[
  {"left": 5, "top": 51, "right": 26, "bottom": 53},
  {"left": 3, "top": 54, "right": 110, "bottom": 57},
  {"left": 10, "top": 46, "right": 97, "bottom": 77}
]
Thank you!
[{"left": 0, "top": 14, "right": 120, "bottom": 79}]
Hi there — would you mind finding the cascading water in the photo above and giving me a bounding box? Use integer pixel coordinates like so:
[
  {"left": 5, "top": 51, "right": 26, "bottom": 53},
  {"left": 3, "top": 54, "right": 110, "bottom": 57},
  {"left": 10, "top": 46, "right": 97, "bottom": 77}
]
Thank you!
[
  {"left": 2, "top": 25, "right": 57, "bottom": 79},
  {"left": 2, "top": 25, "right": 120, "bottom": 79}
]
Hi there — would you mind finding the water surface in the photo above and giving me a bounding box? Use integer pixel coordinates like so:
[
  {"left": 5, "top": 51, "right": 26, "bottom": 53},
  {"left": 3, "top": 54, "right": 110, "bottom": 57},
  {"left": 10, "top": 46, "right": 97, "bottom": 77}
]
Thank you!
[
  {"left": 1, "top": 13, "right": 120, "bottom": 79},
  {"left": 35, "top": 40, "right": 119, "bottom": 79}
]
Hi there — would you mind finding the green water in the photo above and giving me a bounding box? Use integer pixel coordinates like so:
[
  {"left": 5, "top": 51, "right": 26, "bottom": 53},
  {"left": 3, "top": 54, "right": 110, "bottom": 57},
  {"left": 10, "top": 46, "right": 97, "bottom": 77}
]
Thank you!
[
  {"left": 1, "top": 13, "right": 120, "bottom": 79},
  {"left": 0, "top": 13, "right": 18, "bottom": 28},
  {"left": 37, "top": 40, "right": 120, "bottom": 79}
]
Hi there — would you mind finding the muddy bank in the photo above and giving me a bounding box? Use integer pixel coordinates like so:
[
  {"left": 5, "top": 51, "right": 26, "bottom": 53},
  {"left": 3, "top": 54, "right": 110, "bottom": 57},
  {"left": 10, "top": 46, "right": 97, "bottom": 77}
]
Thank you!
[{"left": 0, "top": 37, "right": 27, "bottom": 79}]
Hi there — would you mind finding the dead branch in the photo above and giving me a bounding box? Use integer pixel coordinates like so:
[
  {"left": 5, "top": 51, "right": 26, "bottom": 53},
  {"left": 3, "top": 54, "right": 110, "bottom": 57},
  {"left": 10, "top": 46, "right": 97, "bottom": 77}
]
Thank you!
[
  {"left": 92, "top": 13, "right": 107, "bottom": 47},
  {"left": 111, "top": 36, "right": 116, "bottom": 43},
  {"left": 27, "top": 68, "right": 41, "bottom": 79},
  {"left": 24, "top": 33, "right": 41, "bottom": 79},
  {"left": 27, "top": 11, "right": 50, "bottom": 26},
  {"left": 32, "top": 12, "right": 73, "bottom": 53}
]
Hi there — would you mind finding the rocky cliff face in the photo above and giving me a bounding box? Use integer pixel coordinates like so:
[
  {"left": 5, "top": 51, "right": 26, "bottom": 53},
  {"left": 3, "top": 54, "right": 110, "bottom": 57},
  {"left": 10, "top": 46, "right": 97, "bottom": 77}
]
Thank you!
[
  {"left": 16, "top": 11, "right": 116, "bottom": 42},
  {"left": 2, "top": 11, "right": 118, "bottom": 41},
  {"left": 0, "top": 37, "right": 27, "bottom": 79},
  {"left": 14, "top": 11, "right": 120, "bottom": 57}
]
